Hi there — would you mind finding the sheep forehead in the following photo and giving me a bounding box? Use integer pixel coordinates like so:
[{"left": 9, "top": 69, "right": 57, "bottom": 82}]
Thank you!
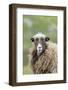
[{"left": 33, "top": 32, "right": 46, "bottom": 39}]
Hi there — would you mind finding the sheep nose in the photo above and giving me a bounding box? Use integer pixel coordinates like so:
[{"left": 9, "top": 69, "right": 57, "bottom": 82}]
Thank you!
[
  {"left": 37, "top": 43, "right": 42, "bottom": 49},
  {"left": 39, "top": 47, "right": 42, "bottom": 49}
]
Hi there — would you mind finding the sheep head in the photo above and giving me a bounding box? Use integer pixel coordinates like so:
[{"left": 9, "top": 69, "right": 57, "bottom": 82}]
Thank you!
[{"left": 31, "top": 32, "right": 50, "bottom": 56}]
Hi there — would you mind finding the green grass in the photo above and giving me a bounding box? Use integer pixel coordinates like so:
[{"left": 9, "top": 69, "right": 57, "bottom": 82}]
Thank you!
[{"left": 23, "top": 65, "right": 33, "bottom": 74}]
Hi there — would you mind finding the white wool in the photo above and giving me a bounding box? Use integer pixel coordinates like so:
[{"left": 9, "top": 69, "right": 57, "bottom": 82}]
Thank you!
[{"left": 33, "top": 32, "right": 46, "bottom": 39}]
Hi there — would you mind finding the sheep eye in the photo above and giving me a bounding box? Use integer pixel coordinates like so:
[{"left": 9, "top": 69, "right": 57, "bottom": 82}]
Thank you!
[
  {"left": 45, "top": 37, "right": 50, "bottom": 41},
  {"left": 36, "top": 38, "right": 39, "bottom": 41},
  {"left": 31, "top": 38, "right": 34, "bottom": 42}
]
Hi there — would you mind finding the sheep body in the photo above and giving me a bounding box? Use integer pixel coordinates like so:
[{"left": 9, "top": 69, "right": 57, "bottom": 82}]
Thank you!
[{"left": 29, "top": 41, "right": 57, "bottom": 74}]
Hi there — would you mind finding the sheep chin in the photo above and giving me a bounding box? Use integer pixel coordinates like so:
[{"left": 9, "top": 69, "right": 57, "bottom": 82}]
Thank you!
[{"left": 37, "top": 50, "right": 42, "bottom": 56}]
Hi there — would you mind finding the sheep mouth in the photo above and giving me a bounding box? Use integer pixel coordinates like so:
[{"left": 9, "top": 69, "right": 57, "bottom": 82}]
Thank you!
[
  {"left": 37, "top": 49, "right": 42, "bottom": 55},
  {"left": 37, "top": 49, "right": 45, "bottom": 56},
  {"left": 39, "top": 49, "right": 42, "bottom": 52}
]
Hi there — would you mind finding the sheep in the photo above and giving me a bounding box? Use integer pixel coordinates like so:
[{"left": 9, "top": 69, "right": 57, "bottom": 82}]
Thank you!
[{"left": 29, "top": 32, "right": 57, "bottom": 74}]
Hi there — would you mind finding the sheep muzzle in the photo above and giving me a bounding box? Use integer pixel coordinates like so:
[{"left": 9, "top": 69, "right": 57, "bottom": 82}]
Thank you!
[{"left": 37, "top": 43, "right": 43, "bottom": 56}]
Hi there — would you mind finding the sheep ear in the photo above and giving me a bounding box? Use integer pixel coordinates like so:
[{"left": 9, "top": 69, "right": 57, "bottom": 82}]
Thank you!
[
  {"left": 45, "top": 37, "right": 50, "bottom": 41},
  {"left": 31, "top": 38, "right": 34, "bottom": 42}
]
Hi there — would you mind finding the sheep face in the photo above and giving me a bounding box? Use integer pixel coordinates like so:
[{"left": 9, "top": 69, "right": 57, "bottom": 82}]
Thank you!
[{"left": 31, "top": 33, "right": 50, "bottom": 56}]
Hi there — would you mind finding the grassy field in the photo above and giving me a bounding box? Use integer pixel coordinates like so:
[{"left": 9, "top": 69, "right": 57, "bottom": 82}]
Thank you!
[{"left": 23, "top": 15, "right": 57, "bottom": 74}]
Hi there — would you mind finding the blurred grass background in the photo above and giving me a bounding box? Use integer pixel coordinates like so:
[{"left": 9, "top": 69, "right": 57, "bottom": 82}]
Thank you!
[{"left": 23, "top": 15, "right": 57, "bottom": 74}]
